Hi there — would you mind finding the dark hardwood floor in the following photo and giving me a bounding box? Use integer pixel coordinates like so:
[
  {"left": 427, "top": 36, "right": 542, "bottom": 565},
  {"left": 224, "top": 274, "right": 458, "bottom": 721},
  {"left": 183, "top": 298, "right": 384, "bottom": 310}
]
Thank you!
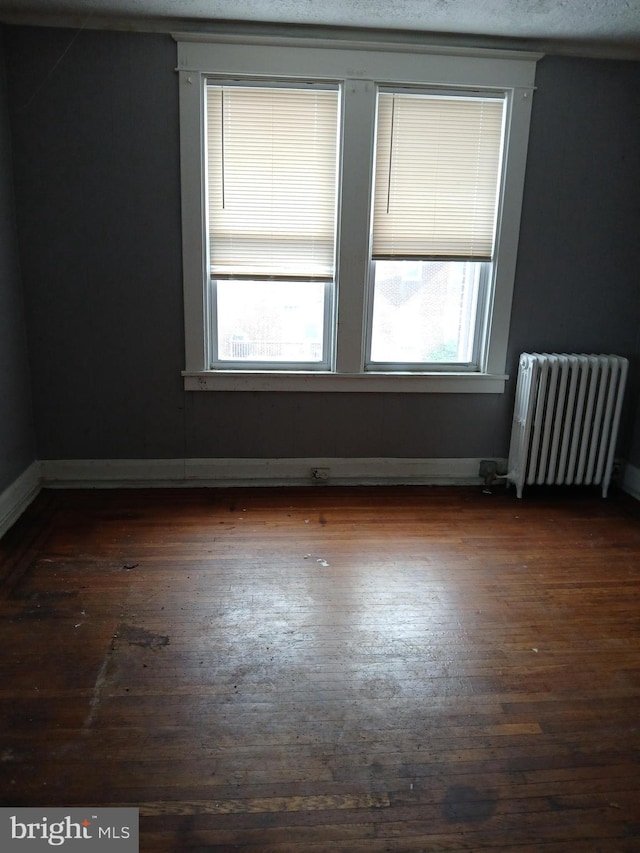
[{"left": 1, "top": 484, "right": 639, "bottom": 851}]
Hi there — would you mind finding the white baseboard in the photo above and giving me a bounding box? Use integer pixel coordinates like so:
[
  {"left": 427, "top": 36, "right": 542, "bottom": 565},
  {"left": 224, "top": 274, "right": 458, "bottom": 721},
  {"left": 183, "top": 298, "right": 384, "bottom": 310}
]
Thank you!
[
  {"left": 40, "top": 457, "right": 500, "bottom": 488},
  {"left": 622, "top": 462, "right": 640, "bottom": 501},
  {"left": 8, "top": 456, "right": 634, "bottom": 534},
  {"left": 0, "top": 461, "right": 42, "bottom": 539}
]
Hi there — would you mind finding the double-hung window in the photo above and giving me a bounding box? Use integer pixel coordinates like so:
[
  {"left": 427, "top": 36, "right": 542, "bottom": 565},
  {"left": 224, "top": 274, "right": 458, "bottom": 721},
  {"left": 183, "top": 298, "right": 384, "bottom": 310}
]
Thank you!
[
  {"left": 177, "top": 36, "right": 540, "bottom": 392},
  {"left": 206, "top": 83, "right": 339, "bottom": 370},
  {"left": 369, "top": 90, "right": 504, "bottom": 369}
]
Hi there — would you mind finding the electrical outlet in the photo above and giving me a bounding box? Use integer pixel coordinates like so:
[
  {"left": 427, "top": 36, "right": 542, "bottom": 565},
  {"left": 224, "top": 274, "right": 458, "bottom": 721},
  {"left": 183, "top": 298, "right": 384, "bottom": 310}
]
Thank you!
[{"left": 311, "top": 467, "right": 330, "bottom": 481}]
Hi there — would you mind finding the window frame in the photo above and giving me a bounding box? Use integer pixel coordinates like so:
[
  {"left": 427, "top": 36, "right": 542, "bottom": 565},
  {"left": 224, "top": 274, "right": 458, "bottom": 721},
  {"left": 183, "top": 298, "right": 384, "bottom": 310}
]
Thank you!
[{"left": 175, "top": 33, "right": 541, "bottom": 393}]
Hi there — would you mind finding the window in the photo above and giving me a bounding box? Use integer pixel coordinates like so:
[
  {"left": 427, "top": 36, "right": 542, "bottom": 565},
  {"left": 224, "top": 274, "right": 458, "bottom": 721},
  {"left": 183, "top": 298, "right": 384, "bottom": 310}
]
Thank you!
[
  {"left": 206, "top": 83, "right": 339, "bottom": 370},
  {"left": 368, "top": 90, "right": 504, "bottom": 370},
  {"left": 177, "top": 36, "right": 540, "bottom": 392}
]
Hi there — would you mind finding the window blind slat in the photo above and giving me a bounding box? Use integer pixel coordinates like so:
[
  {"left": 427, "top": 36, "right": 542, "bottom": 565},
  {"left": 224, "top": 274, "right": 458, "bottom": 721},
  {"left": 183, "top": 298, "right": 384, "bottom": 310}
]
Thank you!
[
  {"left": 206, "top": 85, "right": 339, "bottom": 278},
  {"left": 372, "top": 93, "right": 505, "bottom": 261}
]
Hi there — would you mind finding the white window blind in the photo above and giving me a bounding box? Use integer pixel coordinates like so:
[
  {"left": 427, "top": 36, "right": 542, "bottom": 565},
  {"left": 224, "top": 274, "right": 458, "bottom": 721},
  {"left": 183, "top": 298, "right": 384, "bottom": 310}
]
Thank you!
[
  {"left": 206, "top": 83, "right": 339, "bottom": 279},
  {"left": 372, "top": 92, "right": 505, "bottom": 261}
]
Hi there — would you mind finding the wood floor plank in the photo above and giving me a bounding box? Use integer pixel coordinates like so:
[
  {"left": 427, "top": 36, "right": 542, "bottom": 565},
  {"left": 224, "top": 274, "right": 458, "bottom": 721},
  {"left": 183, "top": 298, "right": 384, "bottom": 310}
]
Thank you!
[{"left": 1, "top": 485, "right": 639, "bottom": 850}]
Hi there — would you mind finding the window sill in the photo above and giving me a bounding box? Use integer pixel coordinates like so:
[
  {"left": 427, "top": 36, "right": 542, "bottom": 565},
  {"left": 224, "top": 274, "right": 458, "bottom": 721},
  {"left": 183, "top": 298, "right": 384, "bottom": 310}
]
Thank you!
[{"left": 182, "top": 371, "right": 508, "bottom": 393}]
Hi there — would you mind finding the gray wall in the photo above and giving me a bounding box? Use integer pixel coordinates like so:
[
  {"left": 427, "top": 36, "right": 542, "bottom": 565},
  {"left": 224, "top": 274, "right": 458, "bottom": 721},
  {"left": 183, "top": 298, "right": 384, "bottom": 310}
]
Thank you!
[
  {"left": 509, "top": 56, "right": 640, "bottom": 464},
  {"left": 0, "top": 28, "right": 35, "bottom": 491},
  {"left": 4, "top": 26, "right": 640, "bottom": 465}
]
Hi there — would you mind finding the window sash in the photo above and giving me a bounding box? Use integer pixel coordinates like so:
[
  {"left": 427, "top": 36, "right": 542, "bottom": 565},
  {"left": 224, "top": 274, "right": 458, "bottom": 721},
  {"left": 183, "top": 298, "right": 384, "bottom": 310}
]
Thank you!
[
  {"left": 206, "top": 83, "right": 339, "bottom": 279},
  {"left": 365, "top": 260, "right": 489, "bottom": 370},
  {"left": 372, "top": 91, "right": 505, "bottom": 262},
  {"left": 210, "top": 278, "right": 335, "bottom": 371}
]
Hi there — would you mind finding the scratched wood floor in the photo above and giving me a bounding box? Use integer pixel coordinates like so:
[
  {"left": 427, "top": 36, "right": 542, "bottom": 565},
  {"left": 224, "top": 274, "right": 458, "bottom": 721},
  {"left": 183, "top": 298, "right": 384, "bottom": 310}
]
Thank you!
[{"left": 1, "top": 485, "right": 640, "bottom": 852}]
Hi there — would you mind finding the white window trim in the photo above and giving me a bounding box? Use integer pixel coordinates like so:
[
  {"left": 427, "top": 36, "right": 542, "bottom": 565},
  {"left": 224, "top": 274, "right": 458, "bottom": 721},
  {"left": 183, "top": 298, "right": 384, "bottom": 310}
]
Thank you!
[{"left": 175, "top": 33, "right": 541, "bottom": 393}]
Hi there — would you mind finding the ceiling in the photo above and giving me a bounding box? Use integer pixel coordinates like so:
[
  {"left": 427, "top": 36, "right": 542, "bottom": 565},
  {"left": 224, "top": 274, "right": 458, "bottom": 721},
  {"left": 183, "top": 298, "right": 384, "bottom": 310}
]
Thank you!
[{"left": 0, "top": 0, "right": 639, "bottom": 59}]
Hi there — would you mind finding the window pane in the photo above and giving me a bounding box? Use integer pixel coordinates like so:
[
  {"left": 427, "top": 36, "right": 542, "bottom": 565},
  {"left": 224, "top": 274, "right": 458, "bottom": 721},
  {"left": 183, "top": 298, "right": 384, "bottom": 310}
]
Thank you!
[
  {"left": 216, "top": 280, "right": 326, "bottom": 363},
  {"left": 369, "top": 261, "right": 481, "bottom": 364}
]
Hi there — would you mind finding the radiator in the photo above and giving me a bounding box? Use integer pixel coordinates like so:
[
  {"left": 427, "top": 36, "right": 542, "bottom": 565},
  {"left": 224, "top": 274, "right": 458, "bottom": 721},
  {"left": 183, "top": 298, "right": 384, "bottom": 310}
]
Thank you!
[{"left": 508, "top": 353, "right": 628, "bottom": 499}]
